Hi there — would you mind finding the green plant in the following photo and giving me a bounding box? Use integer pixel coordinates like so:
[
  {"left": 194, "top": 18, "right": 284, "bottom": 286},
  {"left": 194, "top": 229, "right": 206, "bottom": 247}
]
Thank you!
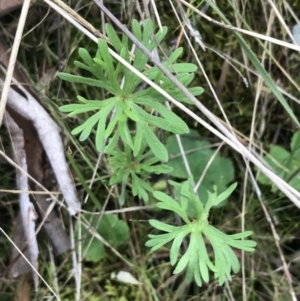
[
  {"left": 146, "top": 178, "right": 256, "bottom": 286},
  {"left": 258, "top": 130, "right": 300, "bottom": 191},
  {"left": 80, "top": 213, "right": 130, "bottom": 262},
  {"left": 59, "top": 18, "right": 202, "bottom": 202},
  {"left": 109, "top": 142, "right": 173, "bottom": 204},
  {"left": 166, "top": 130, "right": 234, "bottom": 203},
  {"left": 59, "top": 19, "right": 202, "bottom": 162},
  {"left": 59, "top": 18, "right": 256, "bottom": 287}
]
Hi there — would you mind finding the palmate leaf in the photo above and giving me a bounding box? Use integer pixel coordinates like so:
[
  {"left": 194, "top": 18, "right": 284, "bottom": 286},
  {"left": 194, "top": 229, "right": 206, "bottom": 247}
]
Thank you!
[
  {"left": 146, "top": 178, "right": 257, "bottom": 287},
  {"left": 69, "top": 102, "right": 115, "bottom": 151},
  {"left": 60, "top": 18, "right": 202, "bottom": 163},
  {"left": 60, "top": 19, "right": 204, "bottom": 205}
]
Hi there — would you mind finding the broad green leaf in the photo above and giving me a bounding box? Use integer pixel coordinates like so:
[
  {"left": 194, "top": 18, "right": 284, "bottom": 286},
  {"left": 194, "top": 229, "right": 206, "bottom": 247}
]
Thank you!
[
  {"left": 131, "top": 173, "right": 152, "bottom": 200},
  {"left": 97, "top": 39, "right": 120, "bottom": 91},
  {"left": 119, "top": 98, "right": 139, "bottom": 121},
  {"left": 135, "top": 85, "right": 203, "bottom": 104},
  {"left": 166, "top": 130, "right": 234, "bottom": 203},
  {"left": 74, "top": 61, "right": 96, "bottom": 77},
  {"left": 193, "top": 266, "right": 202, "bottom": 287},
  {"left": 257, "top": 141, "right": 300, "bottom": 191},
  {"left": 114, "top": 47, "right": 128, "bottom": 80},
  {"left": 75, "top": 60, "right": 106, "bottom": 82},
  {"left": 59, "top": 103, "right": 99, "bottom": 115},
  {"left": 186, "top": 245, "right": 198, "bottom": 283},
  {"left": 227, "top": 231, "right": 254, "bottom": 240},
  {"left": 141, "top": 18, "right": 153, "bottom": 45},
  {"left": 71, "top": 112, "right": 100, "bottom": 137},
  {"left": 145, "top": 63, "right": 197, "bottom": 80},
  {"left": 174, "top": 73, "right": 195, "bottom": 87},
  {"left": 80, "top": 213, "right": 129, "bottom": 262},
  {"left": 146, "top": 233, "right": 176, "bottom": 250},
  {"left": 138, "top": 99, "right": 189, "bottom": 133},
  {"left": 82, "top": 236, "right": 105, "bottom": 262},
  {"left": 99, "top": 214, "right": 130, "bottom": 246},
  {"left": 152, "top": 26, "right": 168, "bottom": 48},
  {"left": 119, "top": 175, "right": 127, "bottom": 205},
  {"left": 180, "top": 179, "right": 192, "bottom": 212},
  {"left": 226, "top": 240, "right": 257, "bottom": 252}
]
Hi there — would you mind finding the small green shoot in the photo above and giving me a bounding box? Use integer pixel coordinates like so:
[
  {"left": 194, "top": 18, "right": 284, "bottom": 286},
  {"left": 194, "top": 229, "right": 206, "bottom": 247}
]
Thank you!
[
  {"left": 109, "top": 142, "right": 173, "bottom": 204},
  {"left": 59, "top": 19, "right": 203, "bottom": 162},
  {"left": 59, "top": 18, "right": 257, "bottom": 289},
  {"left": 146, "top": 178, "right": 256, "bottom": 286}
]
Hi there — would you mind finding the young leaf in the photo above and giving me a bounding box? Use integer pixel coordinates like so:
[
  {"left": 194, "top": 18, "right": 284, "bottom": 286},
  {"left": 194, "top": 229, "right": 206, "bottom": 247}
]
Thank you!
[{"left": 146, "top": 178, "right": 256, "bottom": 287}]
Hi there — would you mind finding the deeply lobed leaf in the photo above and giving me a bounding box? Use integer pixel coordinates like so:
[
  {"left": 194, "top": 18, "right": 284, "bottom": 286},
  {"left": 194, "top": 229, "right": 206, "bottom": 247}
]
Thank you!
[{"left": 147, "top": 178, "right": 257, "bottom": 287}]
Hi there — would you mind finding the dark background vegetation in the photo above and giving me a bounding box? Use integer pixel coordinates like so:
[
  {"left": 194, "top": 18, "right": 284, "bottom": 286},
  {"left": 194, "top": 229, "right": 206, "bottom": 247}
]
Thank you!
[{"left": 0, "top": 0, "right": 300, "bottom": 300}]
